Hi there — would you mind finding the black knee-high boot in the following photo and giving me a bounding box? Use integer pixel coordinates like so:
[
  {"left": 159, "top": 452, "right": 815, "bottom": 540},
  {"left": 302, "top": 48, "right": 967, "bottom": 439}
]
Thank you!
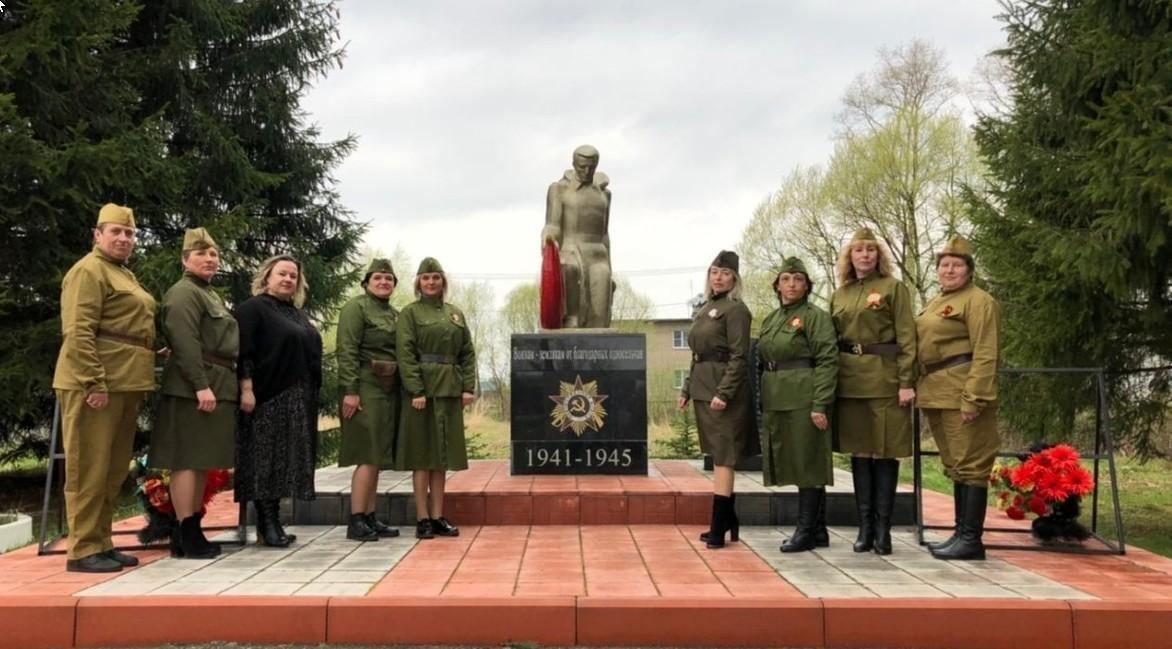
[
  {"left": 781, "top": 488, "right": 821, "bottom": 553},
  {"left": 932, "top": 485, "right": 987, "bottom": 561},
  {"left": 814, "top": 488, "right": 829, "bottom": 547},
  {"left": 872, "top": 459, "right": 900, "bottom": 555},
  {"left": 928, "top": 482, "right": 965, "bottom": 551},
  {"left": 850, "top": 457, "right": 875, "bottom": 552}
]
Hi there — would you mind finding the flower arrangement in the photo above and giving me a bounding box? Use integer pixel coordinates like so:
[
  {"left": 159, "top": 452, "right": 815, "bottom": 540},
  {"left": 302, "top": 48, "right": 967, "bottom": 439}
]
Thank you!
[
  {"left": 128, "top": 450, "right": 231, "bottom": 544},
  {"left": 990, "top": 443, "right": 1095, "bottom": 543}
]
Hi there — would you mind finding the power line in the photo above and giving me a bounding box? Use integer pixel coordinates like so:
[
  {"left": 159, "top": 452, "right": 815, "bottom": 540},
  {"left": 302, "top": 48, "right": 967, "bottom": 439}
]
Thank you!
[{"left": 449, "top": 266, "right": 706, "bottom": 281}]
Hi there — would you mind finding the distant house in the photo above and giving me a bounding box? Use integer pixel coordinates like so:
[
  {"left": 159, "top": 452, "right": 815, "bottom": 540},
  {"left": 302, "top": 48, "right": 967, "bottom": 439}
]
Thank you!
[{"left": 615, "top": 317, "right": 693, "bottom": 420}]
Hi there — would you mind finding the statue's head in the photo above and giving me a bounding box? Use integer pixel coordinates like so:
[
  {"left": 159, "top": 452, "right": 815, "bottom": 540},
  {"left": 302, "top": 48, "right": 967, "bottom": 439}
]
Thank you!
[{"left": 572, "top": 145, "right": 599, "bottom": 184}]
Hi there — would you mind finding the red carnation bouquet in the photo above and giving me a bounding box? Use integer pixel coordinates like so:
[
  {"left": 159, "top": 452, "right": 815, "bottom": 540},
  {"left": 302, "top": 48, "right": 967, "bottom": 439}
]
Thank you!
[{"left": 990, "top": 443, "right": 1095, "bottom": 543}]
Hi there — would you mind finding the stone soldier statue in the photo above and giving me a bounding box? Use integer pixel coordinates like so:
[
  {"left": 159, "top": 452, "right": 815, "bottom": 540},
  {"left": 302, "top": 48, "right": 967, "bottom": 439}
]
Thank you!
[{"left": 541, "top": 145, "right": 614, "bottom": 328}]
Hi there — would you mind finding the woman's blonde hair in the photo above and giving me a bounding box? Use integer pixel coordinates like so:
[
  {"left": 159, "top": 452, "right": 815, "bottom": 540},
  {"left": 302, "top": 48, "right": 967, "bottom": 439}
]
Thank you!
[
  {"left": 703, "top": 268, "right": 743, "bottom": 302},
  {"left": 251, "top": 254, "right": 309, "bottom": 308},
  {"left": 835, "top": 236, "right": 896, "bottom": 286}
]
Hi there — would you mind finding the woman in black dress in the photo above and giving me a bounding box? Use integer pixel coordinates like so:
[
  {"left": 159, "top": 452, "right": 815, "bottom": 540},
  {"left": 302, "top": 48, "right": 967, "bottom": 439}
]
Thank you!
[{"left": 234, "top": 254, "right": 322, "bottom": 547}]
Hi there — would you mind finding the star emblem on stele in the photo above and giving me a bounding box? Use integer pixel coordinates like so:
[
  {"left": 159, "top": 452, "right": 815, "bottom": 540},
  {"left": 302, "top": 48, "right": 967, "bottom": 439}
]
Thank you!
[{"left": 548, "top": 374, "right": 609, "bottom": 436}]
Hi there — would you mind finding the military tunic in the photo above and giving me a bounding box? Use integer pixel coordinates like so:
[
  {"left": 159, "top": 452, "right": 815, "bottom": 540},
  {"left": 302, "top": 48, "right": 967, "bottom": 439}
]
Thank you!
[
  {"left": 52, "top": 247, "right": 157, "bottom": 560},
  {"left": 758, "top": 298, "right": 838, "bottom": 487},
  {"left": 394, "top": 295, "right": 476, "bottom": 471},
  {"left": 153, "top": 273, "right": 239, "bottom": 470},
  {"left": 830, "top": 275, "right": 917, "bottom": 458},
  {"left": 336, "top": 291, "right": 400, "bottom": 468},
  {"left": 916, "top": 283, "right": 1001, "bottom": 486},
  {"left": 681, "top": 295, "right": 756, "bottom": 466}
]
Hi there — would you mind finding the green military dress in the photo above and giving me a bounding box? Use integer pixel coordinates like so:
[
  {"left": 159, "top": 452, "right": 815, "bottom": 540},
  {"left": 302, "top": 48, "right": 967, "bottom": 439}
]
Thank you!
[
  {"left": 916, "top": 283, "right": 1001, "bottom": 486},
  {"left": 153, "top": 272, "right": 239, "bottom": 470},
  {"left": 830, "top": 275, "right": 917, "bottom": 458},
  {"left": 336, "top": 291, "right": 400, "bottom": 468},
  {"left": 681, "top": 294, "right": 756, "bottom": 467},
  {"left": 758, "top": 298, "right": 838, "bottom": 487},
  {"left": 394, "top": 295, "right": 476, "bottom": 471}
]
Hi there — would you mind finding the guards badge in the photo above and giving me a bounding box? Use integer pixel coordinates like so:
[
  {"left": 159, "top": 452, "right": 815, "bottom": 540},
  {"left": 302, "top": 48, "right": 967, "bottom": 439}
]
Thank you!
[{"left": 548, "top": 374, "right": 609, "bottom": 436}]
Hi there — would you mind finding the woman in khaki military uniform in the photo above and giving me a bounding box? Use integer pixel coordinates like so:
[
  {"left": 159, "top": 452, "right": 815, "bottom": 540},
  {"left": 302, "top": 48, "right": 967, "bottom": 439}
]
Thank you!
[
  {"left": 154, "top": 228, "right": 237, "bottom": 559},
  {"left": 52, "top": 204, "right": 156, "bottom": 573},
  {"left": 916, "top": 237, "right": 1000, "bottom": 561},
  {"left": 395, "top": 257, "right": 476, "bottom": 540},
  {"left": 759, "top": 257, "right": 838, "bottom": 553},
  {"left": 337, "top": 258, "right": 402, "bottom": 542},
  {"left": 830, "top": 228, "right": 917, "bottom": 555},
  {"left": 678, "top": 251, "right": 754, "bottom": 549}
]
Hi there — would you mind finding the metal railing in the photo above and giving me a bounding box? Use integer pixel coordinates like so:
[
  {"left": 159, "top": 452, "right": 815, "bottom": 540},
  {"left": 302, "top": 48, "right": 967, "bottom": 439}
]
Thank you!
[{"left": 913, "top": 367, "right": 1126, "bottom": 555}]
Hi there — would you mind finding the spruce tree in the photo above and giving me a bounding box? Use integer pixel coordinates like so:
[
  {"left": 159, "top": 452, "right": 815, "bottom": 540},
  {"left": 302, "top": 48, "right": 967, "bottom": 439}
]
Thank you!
[
  {"left": 0, "top": 1, "right": 364, "bottom": 456},
  {"left": 967, "top": 0, "right": 1172, "bottom": 453},
  {"left": 0, "top": 1, "right": 180, "bottom": 457}
]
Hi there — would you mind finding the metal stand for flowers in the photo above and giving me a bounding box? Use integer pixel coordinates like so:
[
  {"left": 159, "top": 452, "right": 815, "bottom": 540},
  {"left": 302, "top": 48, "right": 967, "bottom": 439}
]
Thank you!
[
  {"left": 913, "top": 367, "right": 1126, "bottom": 555},
  {"left": 36, "top": 398, "right": 248, "bottom": 556}
]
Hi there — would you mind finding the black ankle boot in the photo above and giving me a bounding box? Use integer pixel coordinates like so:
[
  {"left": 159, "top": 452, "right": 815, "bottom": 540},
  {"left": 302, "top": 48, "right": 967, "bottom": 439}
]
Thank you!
[
  {"left": 431, "top": 517, "right": 459, "bottom": 537},
  {"left": 814, "top": 488, "right": 829, "bottom": 548},
  {"left": 268, "top": 499, "right": 297, "bottom": 544},
  {"left": 347, "top": 513, "right": 379, "bottom": 542},
  {"left": 700, "top": 493, "right": 739, "bottom": 544},
  {"left": 193, "top": 512, "right": 221, "bottom": 557},
  {"left": 781, "top": 488, "right": 821, "bottom": 553},
  {"left": 178, "top": 515, "right": 219, "bottom": 559},
  {"left": 872, "top": 459, "right": 900, "bottom": 555},
  {"left": 932, "top": 485, "right": 987, "bottom": 561},
  {"left": 850, "top": 457, "right": 875, "bottom": 552},
  {"left": 415, "top": 518, "right": 434, "bottom": 539},
  {"left": 256, "top": 500, "right": 289, "bottom": 547},
  {"left": 365, "top": 513, "right": 400, "bottom": 538},
  {"left": 928, "top": 482, "right": 965, "bottom": 552},
  {"left": 170, "top": 518, "right": 185, "bottom": 558},
  {"left": 705, "top": 495, "right": 735, "bottom": 549}
]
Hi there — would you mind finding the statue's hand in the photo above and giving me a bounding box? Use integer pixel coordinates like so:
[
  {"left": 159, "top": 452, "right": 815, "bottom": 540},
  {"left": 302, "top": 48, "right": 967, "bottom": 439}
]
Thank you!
[{"left": 541, "top": 226, "right": 559, "bottom": 250}]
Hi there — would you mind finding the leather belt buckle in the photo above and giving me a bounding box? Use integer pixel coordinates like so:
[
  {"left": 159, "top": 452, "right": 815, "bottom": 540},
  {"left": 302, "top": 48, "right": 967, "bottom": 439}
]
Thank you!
[{"left": 850, "top": 343, "right": 864, "bottom": 355}]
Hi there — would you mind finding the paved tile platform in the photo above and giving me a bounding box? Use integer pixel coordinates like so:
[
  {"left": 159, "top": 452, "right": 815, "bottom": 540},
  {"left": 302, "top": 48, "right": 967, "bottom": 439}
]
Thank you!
[{"left": 3, "top": 460, "right": 1172, "bottom": 648}]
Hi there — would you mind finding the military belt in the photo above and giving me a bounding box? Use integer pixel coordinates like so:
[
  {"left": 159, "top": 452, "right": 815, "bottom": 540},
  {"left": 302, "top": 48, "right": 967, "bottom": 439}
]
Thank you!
[
  {"left": 693, "top": 352, "right": 731, "bottom": 363},
  {"left": 418, "top": 353, "right": 457, "bottom": 365},
  {"left": 762, "top": 359, "right": 815, "bottom": 371},
  {"left": 923, "top": 353, "right": 973, "bottom": 375},
  {"left": 202, "top": 353, "right": 236, "bottom": 371},
  {"left": 96, "top": 329, "right": 151, "bottom": 350},
  {"left": 838, "top": 341, "right": 901, "bottom": 357}
]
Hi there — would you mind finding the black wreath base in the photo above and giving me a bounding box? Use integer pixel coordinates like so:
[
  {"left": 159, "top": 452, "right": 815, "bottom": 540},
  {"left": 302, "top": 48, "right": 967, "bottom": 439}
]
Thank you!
[{"left": 1030, "top": 495, "right": 1092, "bottom": 544}]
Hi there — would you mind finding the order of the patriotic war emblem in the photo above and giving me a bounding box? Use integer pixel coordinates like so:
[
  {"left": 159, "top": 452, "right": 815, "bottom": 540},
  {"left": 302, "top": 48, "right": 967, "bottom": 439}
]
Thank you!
[{"left": 548, "top": 374, "right": 609, "bottom": 436}]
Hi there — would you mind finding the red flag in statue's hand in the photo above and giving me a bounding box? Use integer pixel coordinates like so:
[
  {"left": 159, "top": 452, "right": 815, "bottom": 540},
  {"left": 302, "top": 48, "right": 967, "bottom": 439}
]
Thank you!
[{"left": 540, "top": 240, "right": 564, "bottom": 329}]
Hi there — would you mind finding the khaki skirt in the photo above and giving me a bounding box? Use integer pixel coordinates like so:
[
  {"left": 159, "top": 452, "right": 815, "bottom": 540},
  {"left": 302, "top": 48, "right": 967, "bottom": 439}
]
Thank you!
[
  {"left": 832, "top": 396, "right": 912, "bottom": 459},
  {"left": 694, "top": 390, "right": 755, "bottom": 467}
]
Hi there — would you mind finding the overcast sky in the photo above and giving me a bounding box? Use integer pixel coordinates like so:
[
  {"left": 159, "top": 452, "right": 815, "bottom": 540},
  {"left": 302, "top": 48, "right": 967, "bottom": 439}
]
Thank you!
[{"left": 302, "top": 0, "right": 1007, "bottom": 318}]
